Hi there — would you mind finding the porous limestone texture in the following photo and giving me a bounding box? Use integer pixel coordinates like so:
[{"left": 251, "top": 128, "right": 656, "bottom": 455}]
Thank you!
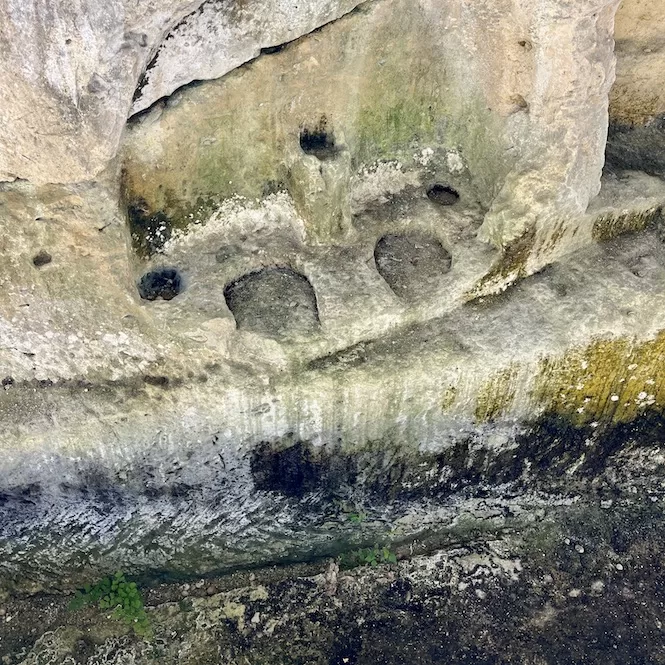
[
  {"left": 1, "top": 0, "right": 626, "bottom": 254},
  {"left": 0, "top": 0, "right": 363, "bottom": 184},
  {"left": 123, "top": 0, "right": 629, "bottom": 277},
  {"left": 121, "top": 0, "right": 512, "bottom": 237},
  {"left": 1, "top": 159, "right": 665, "bottom": 587},
  {"left": 0, "top": 0, "right": 198, "bottom": 184},
  {"left": 476, "top": 0, "right": 621, "bottom": 250},
  {"left": 2, "top": 0, "right": 665, "bottom": 592}
]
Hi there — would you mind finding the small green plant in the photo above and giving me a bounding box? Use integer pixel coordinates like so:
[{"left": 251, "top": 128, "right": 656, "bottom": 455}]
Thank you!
[
  {"left": 334, "top": 499, "right": 367, "bottom": 525},
  {"left": 348, "top": 511, "right": 367, "bottom": 525},
  {"left": 68, "top": 571, "right": 152, "bottom": 639},
  {"left": 339, "top": 545, "right": 398, "bottom": 569}
]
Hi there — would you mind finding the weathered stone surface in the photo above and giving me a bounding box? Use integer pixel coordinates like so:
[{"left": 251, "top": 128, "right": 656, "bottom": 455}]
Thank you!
[
  {"left": 287, "top": 148, "right": 353, "bottom": 244},
  {"left": 1, "top": 0, "right": 626, "bottom": 252},
  {"left": 122, "top": 0, "right": 636, "bottom": 275},
  {"left": 0, "top": 0, "right": 203, "bottom": 184},
  {"left": 477, "top": 0, "right": 621, "bottom": 249},
  {"left": 129, "top": 0, "right": 363, "bottom": 115},
  {"left": 121, "top": 0, "right": 514, "bottom": 239},
  {"left": 605, "top": 0, "right": 665, "bottom": 177},
  {"left": 0, "top": 0, "right": 363, "bottom": 184},
  {"left": 2, "top": 0, "right": 665, "bottom": 597},
  {"left": 611, "top": 0, "right": 665, "bottom": 127},
  {"left": 4, "top": 499, "right": 665, "bottom": 664},
  {"left": 1, "top": 163, "right": 665, "bottom": 585}
]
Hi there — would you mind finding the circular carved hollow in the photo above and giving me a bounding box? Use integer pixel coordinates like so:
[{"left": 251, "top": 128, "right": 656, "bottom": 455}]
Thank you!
[
  {"left": 224, "top": 267, "right": 320, "bottom": 340},
  {"left": 374, "top": 233, "right": 452, "bottom": 299}
]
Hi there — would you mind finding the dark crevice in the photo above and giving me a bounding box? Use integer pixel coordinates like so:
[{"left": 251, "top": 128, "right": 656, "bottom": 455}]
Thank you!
[
  {"left": 137, "top": 268, "right": 183, "bottom": 301},
  {"left": 426, "top": 184, "right": 460, "bottom": 206},
  {"left": 132, "top": 47, "right": 162, "bottom": 104},
  {"left": 260, "top": 43, "right": 287, "bottom": 56},
  {"left": 605, "top": 117, "right": 665, "bottom": 176},
  {"left": 300, "top": 116, "right": 339, "bottom": 160},
  {"left": 32, "top": 250, "right": 52, "bottom": 268}
]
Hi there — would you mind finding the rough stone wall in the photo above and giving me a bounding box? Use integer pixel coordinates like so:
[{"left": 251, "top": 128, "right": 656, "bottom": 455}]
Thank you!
[
  {"left": 0, "top": 0, "right": 364, "bottom": 184},
  {"left": 611, "top": 0, "right": 665, "bottom": 127},
  {"left": 1, "top": 0, "right": 623, "bottom": 252},
  {"left": 478, "top": 0, "right": 620, "bottom": 249},
  {"left": 0, "top": 0, "right": 665, "bottom": 589},
  {"left": 606, "top": 0, "right": 665, "bottom": 177},
  {"left": 121, "top": 0, "right": 512, "bottom": 237}
]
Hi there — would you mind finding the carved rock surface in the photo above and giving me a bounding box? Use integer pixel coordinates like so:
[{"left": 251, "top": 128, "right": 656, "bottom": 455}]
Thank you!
[
  {"left": 477, "top": 0, "right": 621, "bottom": 249},
  {"left": 0, "top": 0, "right": 362, "bottom": 184},
  {"left": 129, "top": 0, "right": 363, "bottom": 115},
  {"left": 0, "top": 0, "right": 636, "bottom": 256}
]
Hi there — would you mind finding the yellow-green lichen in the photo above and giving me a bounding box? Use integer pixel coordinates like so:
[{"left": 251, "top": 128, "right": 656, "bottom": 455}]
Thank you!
[
  {"left": 533, "top": 333, "right": 665, "bottom": 426},
  {"left": 592, "top": 206, "right": 662, "bottom": 243},
  {"left": 475, "top": 365, "right": 519, "bottom": 423},
  {"left": 441, "top": 384, "right": 458, "bottom": 411},
  {"left": 468, "top": 227, "right": 536, "bottom": 299}
]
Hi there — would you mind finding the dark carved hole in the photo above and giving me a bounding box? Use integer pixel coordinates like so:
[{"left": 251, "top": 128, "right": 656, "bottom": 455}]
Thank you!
[
  {"left": 128, "top": 197, "right": 172, "bottom": 256},
  {"left": 426, "top": 184, "right": 460, "bottom": 206},
  {"left": 32, "top": 250, "right": 52, "bottom": 267},
  {"left": 138, "top": 268, "right": 182, "bottom": 301},
  {"left": 224, "top": 267, "right": 320, "bottom": 340},
  {"left": 300, "top": 117, "right": 338, "bottom": 160},
  {"left": 374, "top": 233, "right": 452, "bottom": 299}
]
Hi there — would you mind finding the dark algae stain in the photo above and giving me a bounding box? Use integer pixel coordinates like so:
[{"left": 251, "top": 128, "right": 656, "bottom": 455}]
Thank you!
[
  {"left": 127, "top": 196, "right": 173, "bottom": 256},
  {"left": 250, "top": 438, "right": 356, "bottom": 499},
  {"left": 250, "top": 410, "right": 665, "bottom": 504}
]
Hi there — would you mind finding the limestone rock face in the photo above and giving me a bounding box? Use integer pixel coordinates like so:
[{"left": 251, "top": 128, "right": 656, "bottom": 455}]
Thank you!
[
  {"left": 129, "top": 0, "right": 364, "bottom": 116},
  {"left": 286, "top": 150, "right": 353, "bottom": 244},
  {"left": 2, "top": 0, "right": 665, "bottom": 591},
  {"left": 611, "top": 0, "right": 665, "bottom": 127},
  {"left": 0, "top": 0, "right": 363, "bottom": 184},
  {"left": 121, "top": 0, "right": 512, "bottom": 239},
  {"left": 477, "top": 0, "right": 621, "bottom": 249},
  {"left": 606, "top": 0, "right": 665, "bottom": 177},
  {"left": 0, "top": 0, "right": 202, "bottom": 184},
  {"left": 0, "top": 0, "right": 629, "bottom": 255}
]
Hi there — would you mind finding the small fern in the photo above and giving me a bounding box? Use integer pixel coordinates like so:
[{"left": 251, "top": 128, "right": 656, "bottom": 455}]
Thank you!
[{"left": 68, "top": 571, "right": 152, "bottom": 639}]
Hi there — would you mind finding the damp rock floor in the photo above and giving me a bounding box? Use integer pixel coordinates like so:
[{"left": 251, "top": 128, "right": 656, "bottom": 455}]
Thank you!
[{"left": 2, "top": 497, "right": 665, "bottom": 665}]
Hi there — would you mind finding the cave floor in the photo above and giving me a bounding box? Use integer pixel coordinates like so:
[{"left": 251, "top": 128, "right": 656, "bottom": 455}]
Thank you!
[{"left": 3, "top": 495, "right": 665, "bottom": 665}]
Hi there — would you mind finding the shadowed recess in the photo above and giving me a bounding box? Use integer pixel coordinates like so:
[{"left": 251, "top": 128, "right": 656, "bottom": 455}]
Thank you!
[
  {"left": 299, "top": 116, "right": 339, "bottom": 160},
  {"left": 32, "top": 250, "right": 52, "bottom": 268},
  {"left": 127, "top": 197, "right": 173, "bottom": 256},
  {"left": 605, "top": 118, "right": 665, "bottom": 176},
  {"left": 138, "top": 268, "right": 183, "bottom": 301},
  {"left": 426, "top": 183, "right": 460, "bottom": 206},
  {"left": 224, "top": 266, "right": 320, "bottom": 340},
  {"left": 374, "top": 233, "right": 452, "bottom": 299}
]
